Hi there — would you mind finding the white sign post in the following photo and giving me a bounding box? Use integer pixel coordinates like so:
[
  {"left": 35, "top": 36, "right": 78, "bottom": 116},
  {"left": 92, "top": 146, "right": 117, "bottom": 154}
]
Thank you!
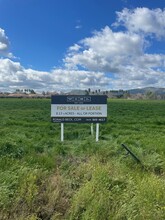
[
  {"left": 61, "top": 123, "right": 64, "bottom": 142},
  {"left": 96, "top": 123, "right": 99, "bottom": 142},
  {"left": 91, "top": 123, "right": 94, "bottom": 136}
]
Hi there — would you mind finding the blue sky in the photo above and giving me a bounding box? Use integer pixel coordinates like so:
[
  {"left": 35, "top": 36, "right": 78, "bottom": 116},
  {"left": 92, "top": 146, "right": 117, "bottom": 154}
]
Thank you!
[{"left": 0, "top": 0, "right": 165, "bottom": 92}]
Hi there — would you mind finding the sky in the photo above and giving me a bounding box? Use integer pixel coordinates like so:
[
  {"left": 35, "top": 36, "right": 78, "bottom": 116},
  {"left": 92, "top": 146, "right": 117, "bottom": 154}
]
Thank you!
[{"left": 0, "top": 0, "right": 165, "bottom": 92}]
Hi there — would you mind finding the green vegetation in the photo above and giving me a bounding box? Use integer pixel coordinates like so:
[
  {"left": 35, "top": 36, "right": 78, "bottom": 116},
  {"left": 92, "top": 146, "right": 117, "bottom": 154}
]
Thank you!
[{"left": 0, "top": 98, "right": 165, "bottom": 220}]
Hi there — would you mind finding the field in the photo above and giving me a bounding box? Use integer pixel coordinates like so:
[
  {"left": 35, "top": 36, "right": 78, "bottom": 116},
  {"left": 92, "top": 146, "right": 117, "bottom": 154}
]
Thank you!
[{"left": 0, "top": 98, "right": 165, "bottom": 220}]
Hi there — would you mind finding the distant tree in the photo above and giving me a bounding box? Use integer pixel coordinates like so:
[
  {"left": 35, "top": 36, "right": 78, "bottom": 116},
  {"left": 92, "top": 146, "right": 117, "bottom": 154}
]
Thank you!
[
  {"left": 145, "top": 91, "right": 156, "bottom": 100},
  {"left": 30, "top": 89, "right": 36, "bottom": 94}
]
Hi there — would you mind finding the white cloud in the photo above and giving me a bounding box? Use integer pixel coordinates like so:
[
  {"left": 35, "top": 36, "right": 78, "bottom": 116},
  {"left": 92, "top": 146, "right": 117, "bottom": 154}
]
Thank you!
[
  {"left": 75, "top": 20, "right": 82, "bottom": 29},
  {"left": 0, "top": 58, "right": 110, "bottom": 92},
  {"left": 68, "top": 44, "right": 82, "bottom": 52},
  {"left": 0, "top": 28, "right": 12, "bottom": 57},
  {"left": 65, "top": 26, "right": 144, "bottom": 72},
  {"left": 75, "top": 25, "right": 82, "bottom": 29},
  {"left": 113, "top": 66, "right": 165, "bottom": 89},
  {"left": 134, "top": 54, "right": 165, "bottom": 69},
  {"left": 114, "top": 8, "right": 165, "bottom": 38},
  {"left": 64, "top": 15, "right": 165, "bottom": 89}
]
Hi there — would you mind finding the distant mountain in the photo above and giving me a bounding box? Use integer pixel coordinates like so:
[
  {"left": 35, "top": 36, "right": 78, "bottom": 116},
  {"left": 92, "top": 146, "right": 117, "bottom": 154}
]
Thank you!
[
  {"left": 68, "top": 89, "right": 87, "bottom": 95},
  {"left": 128, "top": 87, "right": 165, "bottom": 95},
  {"left": 67, "top": 87, "right": 165, "bottom": 96}
]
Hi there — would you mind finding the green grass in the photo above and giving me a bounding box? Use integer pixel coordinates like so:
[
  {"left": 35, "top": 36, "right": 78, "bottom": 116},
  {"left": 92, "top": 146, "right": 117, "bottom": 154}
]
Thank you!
[{"left": 0, "top": 98, "right": 165, "bottom": 219}]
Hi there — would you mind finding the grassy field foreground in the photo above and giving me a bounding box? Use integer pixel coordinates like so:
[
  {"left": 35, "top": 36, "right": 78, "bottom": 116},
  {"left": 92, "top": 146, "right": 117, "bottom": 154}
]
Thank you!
[{"left": 0, "top": 98, "right": 165, "bottom": 220}]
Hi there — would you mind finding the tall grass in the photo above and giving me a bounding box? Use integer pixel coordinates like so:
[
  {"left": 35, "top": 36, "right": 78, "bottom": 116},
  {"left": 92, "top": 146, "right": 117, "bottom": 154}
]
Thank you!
[{"left": 0, "top": 98, "right": 165, "bottom": 219}]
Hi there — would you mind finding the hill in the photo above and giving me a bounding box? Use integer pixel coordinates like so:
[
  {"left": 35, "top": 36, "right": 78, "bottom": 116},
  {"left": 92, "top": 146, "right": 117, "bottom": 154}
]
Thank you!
[{"left": 128, "top": 87, "right": 165, "bottom": 95}]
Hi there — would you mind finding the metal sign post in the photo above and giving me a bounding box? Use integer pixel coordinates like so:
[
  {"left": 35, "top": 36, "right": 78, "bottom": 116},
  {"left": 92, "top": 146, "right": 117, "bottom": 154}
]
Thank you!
[
  {"left": 96, "top": 123, "right": 99, "bottom": 142},
  {"left": 61, "top": 123, "right": 64, "bottom": 142},
  {"left": 91, "top": 123, "right": 94, "bottom": 136}
]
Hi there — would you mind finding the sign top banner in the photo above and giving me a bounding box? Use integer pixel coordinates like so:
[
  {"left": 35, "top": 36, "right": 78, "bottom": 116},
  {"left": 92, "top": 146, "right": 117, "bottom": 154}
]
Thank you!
[{"left": 51, "top": 95, "right": 107, "bottom": 105}]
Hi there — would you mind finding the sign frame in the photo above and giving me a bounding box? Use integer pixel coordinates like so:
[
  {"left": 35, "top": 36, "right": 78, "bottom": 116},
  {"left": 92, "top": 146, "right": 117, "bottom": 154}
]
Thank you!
[
  {"left": 51, "top": 95, "right": 107, "bottom": 142},
  {"left": 51, "top": 95, "right": 107, "bottom": 123}
]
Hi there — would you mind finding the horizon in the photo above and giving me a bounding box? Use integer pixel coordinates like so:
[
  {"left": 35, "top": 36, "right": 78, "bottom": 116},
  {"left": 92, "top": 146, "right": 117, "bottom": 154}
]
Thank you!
[
  {"left": 1, "top": 86, "right": 165, "bottom": 95},
  {"left": 0, "top": 0, "right": 165, "bottom": 92}
]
